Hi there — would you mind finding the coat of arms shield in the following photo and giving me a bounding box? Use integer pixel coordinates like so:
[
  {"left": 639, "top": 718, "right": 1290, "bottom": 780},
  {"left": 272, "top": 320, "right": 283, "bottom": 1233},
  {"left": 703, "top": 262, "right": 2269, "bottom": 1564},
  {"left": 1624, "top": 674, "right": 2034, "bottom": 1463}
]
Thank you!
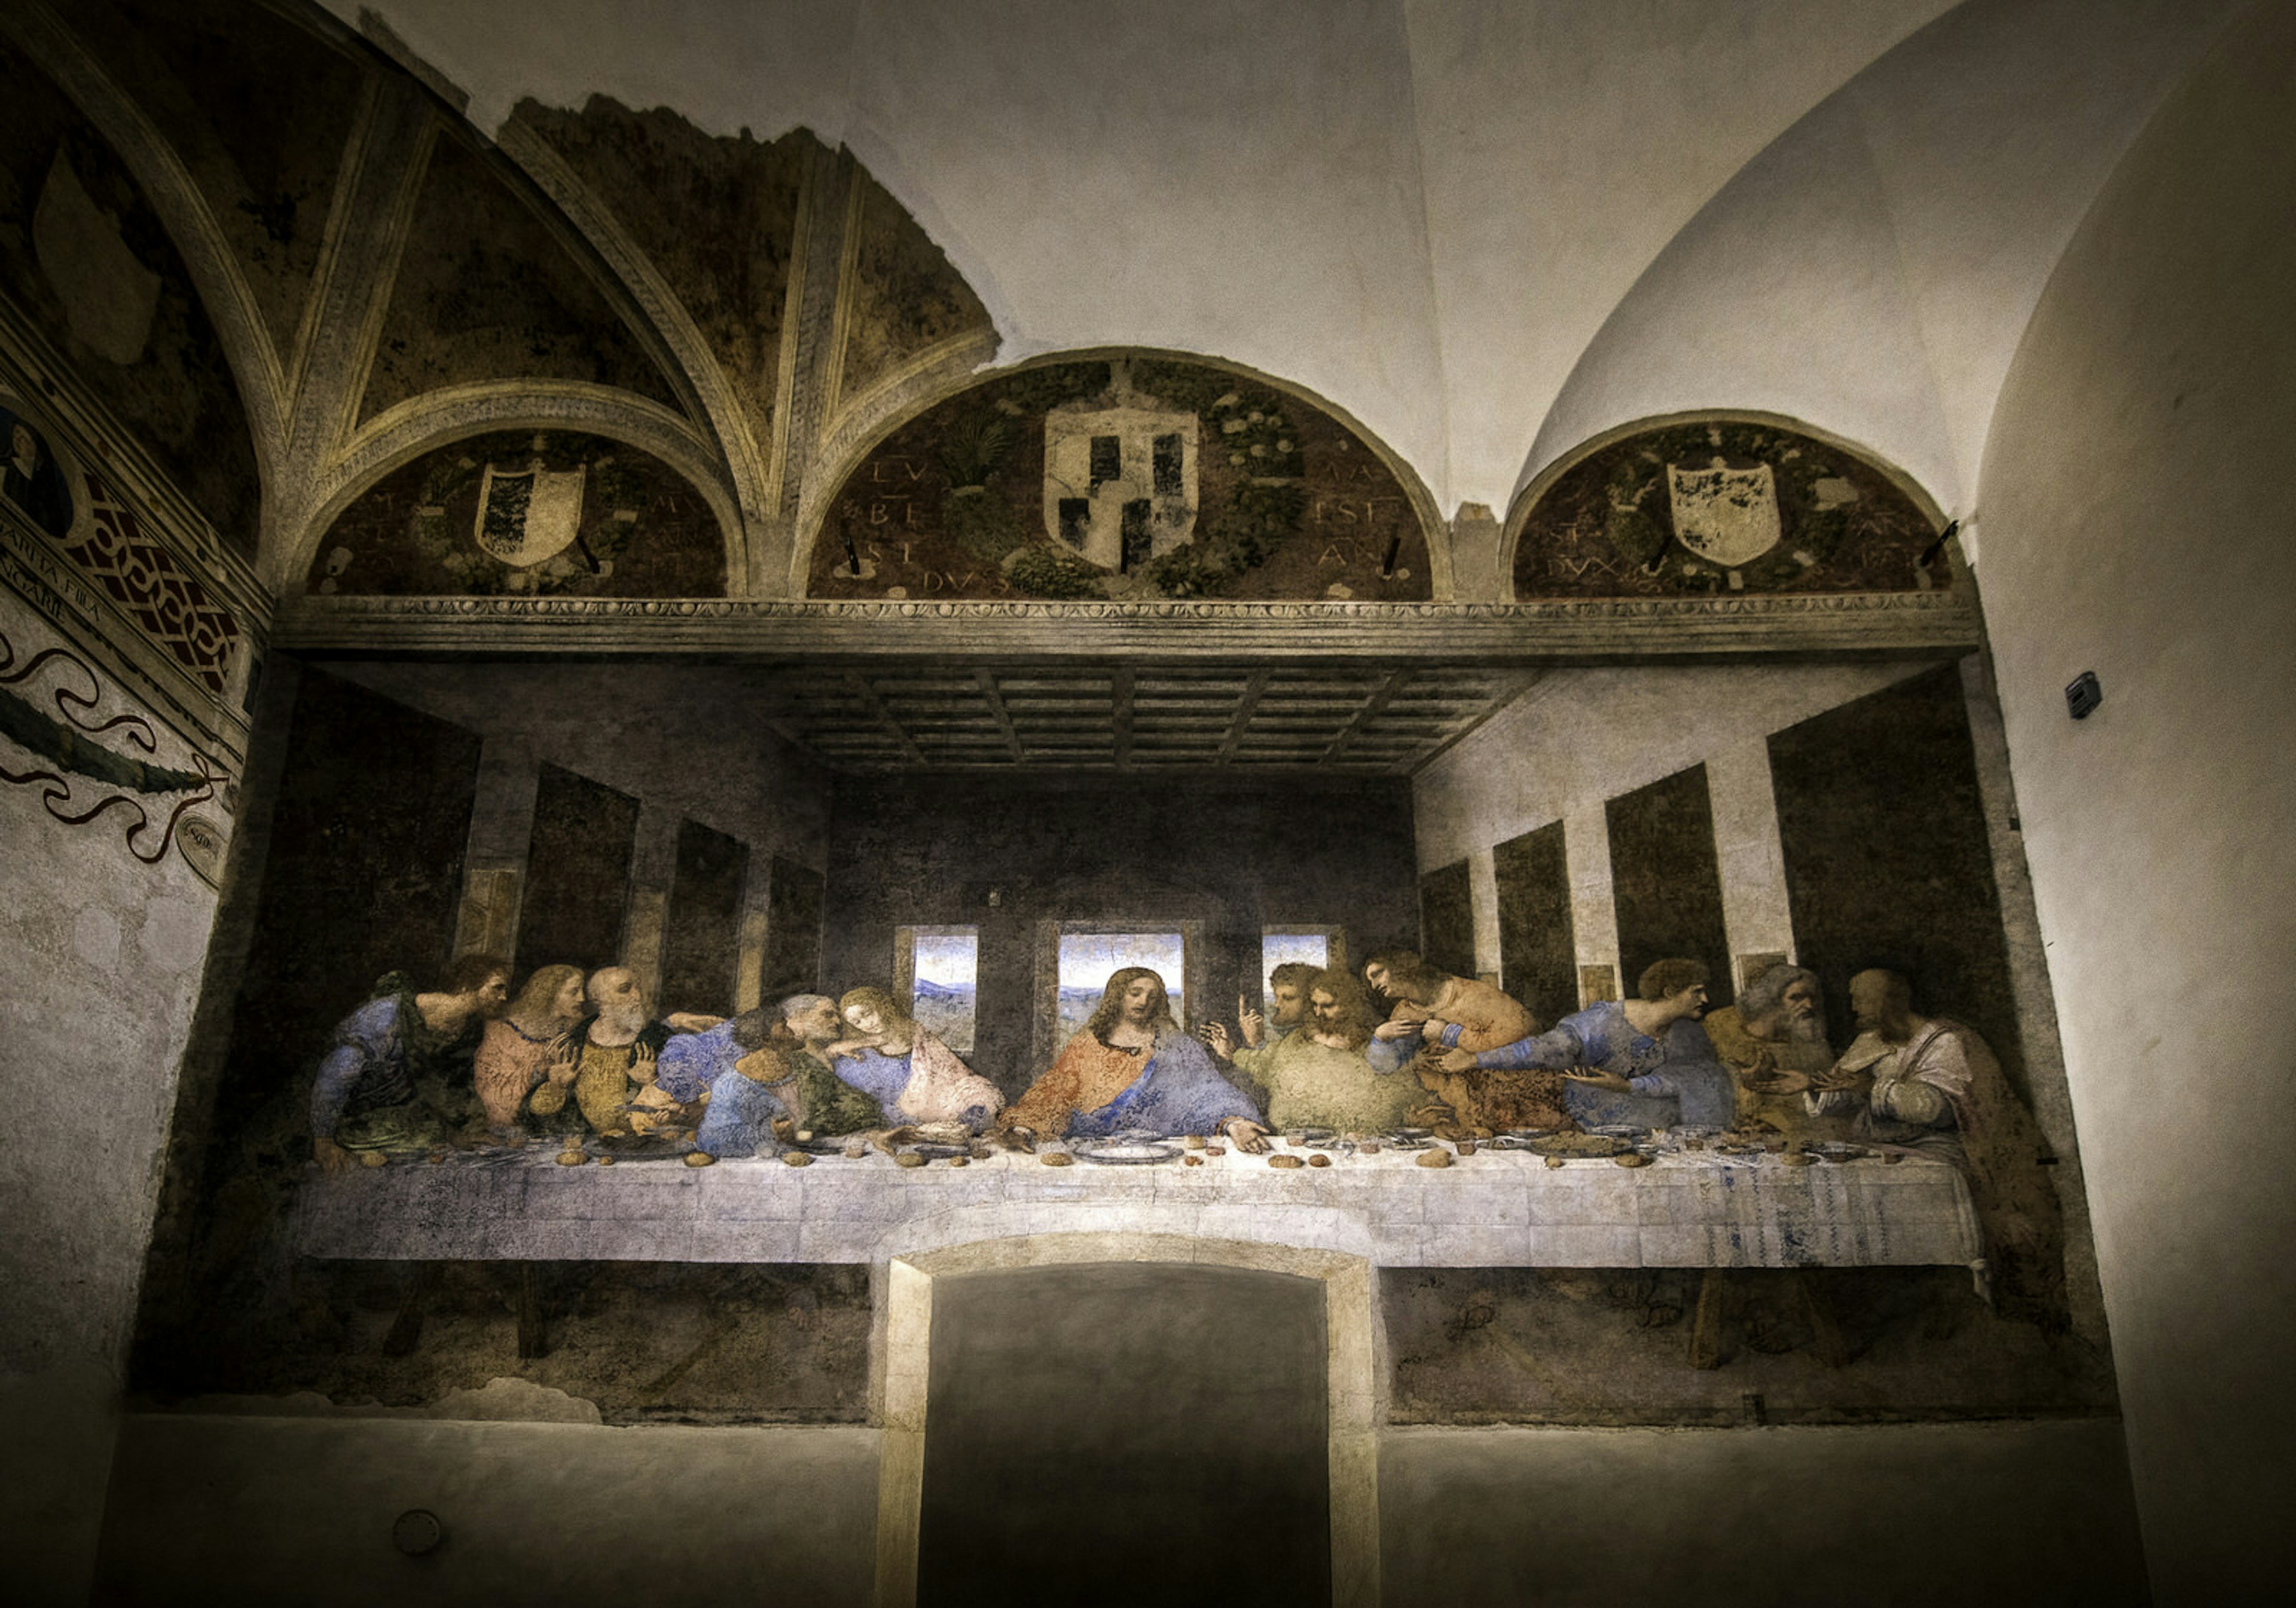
[
  {"left": 475, "top": 462, "right": 587, "bottom": 567},
  {"left": 1042, "top": 407, "right": 1198, "bottom": 572},
  {"left": 1666, "top": 460, "right": 1782, "bottom": 567}
]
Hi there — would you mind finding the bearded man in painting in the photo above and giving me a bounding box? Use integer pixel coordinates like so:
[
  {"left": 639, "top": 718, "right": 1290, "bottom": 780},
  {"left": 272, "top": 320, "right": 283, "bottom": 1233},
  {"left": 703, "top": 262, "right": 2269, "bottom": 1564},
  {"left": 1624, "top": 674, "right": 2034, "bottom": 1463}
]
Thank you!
[
  {"left": 1703, "top": 963, "right": 1844, "bottom": 1139},
  {"left": 1204, "top": 967, "right": 1416, "bottom": 1134},
  {"left": 692, "top": 994, "right": 886, "bottom": 1159},
  {"left": 311, "top": 954, "right": 509, "bottom": 1170},
  {"left": 1000, "top": 968, "right": 1267, "bottom": 1151},
  {"left": 1361, "top": 949, "right": 1559, "bottom": 1129},
  {"left": 526, "top": 967, "right": 680, "bottom": 1136},
  {"left": 472, "top": 964, "right": 585, "bottom": 1141},
  {"left": 1783, "top": 970, "right": 2065, "bottom": 1323}
]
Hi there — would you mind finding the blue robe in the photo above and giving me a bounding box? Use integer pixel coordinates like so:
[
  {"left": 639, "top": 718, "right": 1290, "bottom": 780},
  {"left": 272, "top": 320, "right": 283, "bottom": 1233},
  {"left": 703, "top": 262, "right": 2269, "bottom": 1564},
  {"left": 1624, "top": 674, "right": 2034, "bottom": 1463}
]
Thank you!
[
  {"left": 1062, "top": 1031, "right": 1260, "bottom": 1140},
  {"left": 1477, "top": 1002, "right": 1735, "bottom": 1130}
]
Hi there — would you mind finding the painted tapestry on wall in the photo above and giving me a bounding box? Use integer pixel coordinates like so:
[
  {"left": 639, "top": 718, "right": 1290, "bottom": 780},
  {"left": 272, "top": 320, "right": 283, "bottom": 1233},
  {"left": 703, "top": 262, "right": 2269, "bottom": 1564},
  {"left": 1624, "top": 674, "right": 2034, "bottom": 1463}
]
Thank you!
[
  {"left": 1512, "top": 417, "right": 1941, "bottom": 600},
  {"left": 0, "top": 40, "right": 262, "bottom": 554},
  {"left": 310, "top": 429, "right": 726, "bottom": 597},
  {"left": 808, "top": 356, "right": 1434, "bottom": 601}
]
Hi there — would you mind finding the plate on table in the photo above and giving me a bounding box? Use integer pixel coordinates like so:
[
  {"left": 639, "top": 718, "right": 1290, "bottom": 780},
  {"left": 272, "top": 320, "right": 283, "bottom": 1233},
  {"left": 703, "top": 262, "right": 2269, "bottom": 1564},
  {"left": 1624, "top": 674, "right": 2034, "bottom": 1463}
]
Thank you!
[
  {"left": 1805, "top": 1141, "right": 1870, "bottom": 1163},
  {"left": 1070, "top": 1137, "right": 1183, "bottom": 1165}
]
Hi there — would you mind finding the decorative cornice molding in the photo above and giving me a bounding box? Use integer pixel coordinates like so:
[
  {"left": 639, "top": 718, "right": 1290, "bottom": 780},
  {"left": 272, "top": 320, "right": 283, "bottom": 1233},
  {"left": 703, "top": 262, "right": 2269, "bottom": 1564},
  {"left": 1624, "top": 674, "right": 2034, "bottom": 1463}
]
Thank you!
[{"left": 273, "top": 586, "right": 1979, "bottom": 662}]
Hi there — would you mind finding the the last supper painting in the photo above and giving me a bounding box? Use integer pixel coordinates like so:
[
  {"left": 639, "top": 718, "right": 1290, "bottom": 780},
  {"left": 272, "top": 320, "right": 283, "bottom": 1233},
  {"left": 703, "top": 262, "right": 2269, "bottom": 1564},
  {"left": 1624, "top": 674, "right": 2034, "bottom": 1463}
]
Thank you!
[{"left": 136, "top": 646, "right": 2112, "bottom": 1441}]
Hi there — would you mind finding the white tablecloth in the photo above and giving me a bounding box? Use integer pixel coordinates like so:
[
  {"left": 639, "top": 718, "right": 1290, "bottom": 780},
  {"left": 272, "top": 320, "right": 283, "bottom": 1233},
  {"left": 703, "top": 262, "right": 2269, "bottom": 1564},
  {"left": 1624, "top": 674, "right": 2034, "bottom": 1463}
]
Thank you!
[{"left": 292, "top": 1141, "right": 1984, "bottom": 1272}]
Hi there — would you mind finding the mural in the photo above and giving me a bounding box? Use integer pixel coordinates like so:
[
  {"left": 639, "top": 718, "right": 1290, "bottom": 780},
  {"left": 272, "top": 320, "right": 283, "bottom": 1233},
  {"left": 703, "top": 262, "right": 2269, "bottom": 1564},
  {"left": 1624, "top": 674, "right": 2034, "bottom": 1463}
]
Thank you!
[
  {"left": 1512, "top": 416, "right": 1944, "bottom": 599},
  {"left": 0, "top": 588, "right": 228, "bottom": 876},
  {"left": 72, "top": 0, "right": 371, "bottom": 354},
  {"left": 510, "top": 98, "right": 812, "bottom": 457},
  {"left": 0, "top": 39, "right": 261, "bottom": 552},
  {"left": 124, "top": 658, "right": 2101, "bottom": 1428},
  {"left": 360, "top": 127, "right": 682, "bottom": 423},
  {"left": 310, "top": 429, "right": 726, "bottom": 597},
  {"left": 807, "top": 356, "right": 1435, "bottom": 601},
  {"left": 837, "top": 170, "right": 994, "bottom": 405},
  {"left": 1, "top": 401, "right": 74, "bottom": 537}
]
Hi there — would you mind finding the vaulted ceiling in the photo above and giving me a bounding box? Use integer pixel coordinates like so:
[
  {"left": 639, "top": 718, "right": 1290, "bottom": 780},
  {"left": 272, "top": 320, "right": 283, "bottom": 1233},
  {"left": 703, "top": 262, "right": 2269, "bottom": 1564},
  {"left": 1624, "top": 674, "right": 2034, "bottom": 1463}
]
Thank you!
[{"left": 323, "top": 0, "right": 2251, "bottom": 533}]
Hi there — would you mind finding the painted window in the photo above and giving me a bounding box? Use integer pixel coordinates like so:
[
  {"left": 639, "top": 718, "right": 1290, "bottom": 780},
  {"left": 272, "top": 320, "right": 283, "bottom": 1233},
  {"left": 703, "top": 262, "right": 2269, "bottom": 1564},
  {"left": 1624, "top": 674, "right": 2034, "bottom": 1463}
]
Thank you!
[
  {"left": 1055, "top": 930, "right": 1187, "bottom": 1045},
  {"left": 899, "top": 927, "right": 979, "bottom": 1054},
  {"left": 1260, "top": 927, "right": 1344, "bottom": 1011}
]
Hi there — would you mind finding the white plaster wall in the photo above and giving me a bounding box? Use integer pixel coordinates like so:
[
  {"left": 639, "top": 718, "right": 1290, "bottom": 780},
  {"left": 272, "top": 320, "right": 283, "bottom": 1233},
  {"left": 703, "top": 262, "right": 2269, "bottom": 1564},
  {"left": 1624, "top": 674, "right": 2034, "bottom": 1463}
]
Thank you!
[
  {"left": 96, "top": 1416, "right": 881, "bottom": 1606},
  {"left": 1524, "top": 0, "right": 2245, "bottom": 522},
  {"left": 1974, "top": 3, "right": 2296, "bottom": 1596},
  {"left": 1381, "top": 1420, "right": 2147, "bottom": 1606},
  {"left": 1405, "top": 0, "right": 1952, "bottom": 507},
  {"left": 0, "top": 589, "right": 224, "bottom": 1604}
]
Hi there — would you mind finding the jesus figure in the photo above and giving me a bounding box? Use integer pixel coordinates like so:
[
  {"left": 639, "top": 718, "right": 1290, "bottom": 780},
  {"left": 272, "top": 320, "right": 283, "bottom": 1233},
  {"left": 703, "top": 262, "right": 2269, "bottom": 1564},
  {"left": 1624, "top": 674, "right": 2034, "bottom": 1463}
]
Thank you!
[{"left": 1000, "top": 967, "right": 1268, "bottom": 1152}]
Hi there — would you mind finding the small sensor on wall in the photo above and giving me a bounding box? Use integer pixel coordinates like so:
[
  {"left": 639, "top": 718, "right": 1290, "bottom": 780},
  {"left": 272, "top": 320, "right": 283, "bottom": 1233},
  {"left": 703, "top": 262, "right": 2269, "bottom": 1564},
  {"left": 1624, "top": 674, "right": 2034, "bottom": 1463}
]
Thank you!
[{"left": 2066, "top": 671, "right": 2103, "bottom": 720}]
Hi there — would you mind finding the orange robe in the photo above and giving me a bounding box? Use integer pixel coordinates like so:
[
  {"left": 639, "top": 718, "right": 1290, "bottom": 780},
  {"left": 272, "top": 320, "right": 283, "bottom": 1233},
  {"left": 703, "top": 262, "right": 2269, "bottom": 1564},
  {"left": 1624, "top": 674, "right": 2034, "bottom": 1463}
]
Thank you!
[{"left": 1409, "top": 977, "right": 1567, "bottom": 1130}]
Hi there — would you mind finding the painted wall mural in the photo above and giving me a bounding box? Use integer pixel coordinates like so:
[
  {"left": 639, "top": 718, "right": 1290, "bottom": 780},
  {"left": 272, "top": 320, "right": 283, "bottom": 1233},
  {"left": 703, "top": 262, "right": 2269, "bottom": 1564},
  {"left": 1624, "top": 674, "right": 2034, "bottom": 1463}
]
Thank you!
[
  {"left": 1512, "top": 417, "right": 1944, "bottom": 600},
  {"left": 310, "top": 429, "right": 727, "bottom": 597},
  {"left": 74, "top": 0, "right": 371, "bottom": 355},
  {"left": 129, "top": 663, "right": 2103, "bottom": 1428},
  {"left": 0, "top": 38, "right": 261, "bottom": 554},
  {"left": 807, "top": 356, "right": 1435, "bottom": 601},
  {"left": 509, "top": 97, "right": 812, "bottom": 458},
  {"left": 360, "top": 129, "right": 682, "bottom": 424},
  {"left": 0, "top": 586, "right": 228, "bottom": 879},
  {"left": 837, "top": 170, "right": 993, "bottom": 406}
]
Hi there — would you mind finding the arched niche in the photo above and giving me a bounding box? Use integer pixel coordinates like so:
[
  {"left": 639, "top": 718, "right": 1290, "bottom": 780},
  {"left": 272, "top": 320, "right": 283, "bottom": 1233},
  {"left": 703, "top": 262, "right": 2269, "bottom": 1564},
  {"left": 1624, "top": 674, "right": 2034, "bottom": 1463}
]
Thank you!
[
  {"left": 1506, "top": 411, "right": 1949, "bottom": 603},
  {"left": 800, "top": 350, "right": 1446, "bottom": 603},
  {"left": 304, "top": 422, "right": 734, "bottom": 600},
  {"left": 875, "top": 1233, "right": 1380, "bottom": 1608}
]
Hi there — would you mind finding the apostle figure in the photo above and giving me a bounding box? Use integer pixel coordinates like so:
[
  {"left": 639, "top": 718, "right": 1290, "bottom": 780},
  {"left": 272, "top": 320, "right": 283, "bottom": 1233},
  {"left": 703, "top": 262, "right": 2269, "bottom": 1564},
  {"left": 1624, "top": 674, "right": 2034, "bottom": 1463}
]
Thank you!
[
  {"left": 1000, "top": 968, "right": 1267, "bottom": 1151},
  {"left": 1204, "top": 967, "right": 1417, "bottom": 1133},
  {"left": 1702, "top": 963, "right": 1846, "bottom": 1139},
  {"left": 1436, "top": 958, "right": 1735, "bottom": 1130},
  {"left": 1784, "top": 970, "right": 2065, "bottom": 1323},
  {"left": 471, "top": 964, "right": 585, "bottom": 1139},
  {"left": 823, "top": 986, "right": 1005, "bottom": 1129},
  {"left": 311, "top": 954, "right": 509, "bottom": 1170},
  {"left": 693, "top": 995, "right": 886, "bottom": 1159},
  {"left": 527, "top": 967, "right": 682, "bottom": 1136},
  {"left": 1361, "top": 949, "right": 1559, "bottom": 1129}
]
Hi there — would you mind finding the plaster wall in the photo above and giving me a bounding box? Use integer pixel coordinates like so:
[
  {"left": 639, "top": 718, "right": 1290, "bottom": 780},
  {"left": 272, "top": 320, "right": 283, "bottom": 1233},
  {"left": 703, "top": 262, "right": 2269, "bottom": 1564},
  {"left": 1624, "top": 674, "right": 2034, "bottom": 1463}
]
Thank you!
[
  {"left": 1519, "top": 0, "right": 2243, "bottom": 521},
  {"left": 93, "top": 1416, "right": 880, "bottom": 1606},
  {"left": 0, "top": 590, "right": 224, "bottom": 1606},
  {"left": 1973, "top": 2, "right": 2296, "bottom": 1596},
  {"left": 90, "top": 1413, "right": 2144, "bottom": 1607},
  {"left": 1381, "top": 1419, "right": 2146, "bottom": 1606}
]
